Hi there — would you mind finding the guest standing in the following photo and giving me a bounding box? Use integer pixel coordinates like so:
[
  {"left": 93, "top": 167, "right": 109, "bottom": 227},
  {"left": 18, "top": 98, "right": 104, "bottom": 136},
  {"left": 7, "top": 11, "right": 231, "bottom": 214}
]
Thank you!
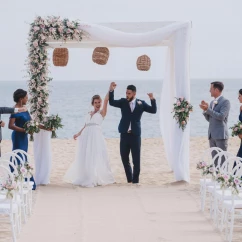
[
  {"left": 8, "top": 89, "right": 36, "bottom": 190},
  {"left": 237, "top": 89, "right": 242, "bottom": 158},
  {"left": 200, "top": 81, "right": 230, "bottom": 166}
]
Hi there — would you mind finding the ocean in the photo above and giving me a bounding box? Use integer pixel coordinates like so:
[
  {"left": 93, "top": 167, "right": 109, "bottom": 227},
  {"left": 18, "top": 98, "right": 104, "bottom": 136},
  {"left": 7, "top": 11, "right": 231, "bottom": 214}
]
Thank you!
[{"left": 0, "top": 79, "right": 241, "bottom": 139}]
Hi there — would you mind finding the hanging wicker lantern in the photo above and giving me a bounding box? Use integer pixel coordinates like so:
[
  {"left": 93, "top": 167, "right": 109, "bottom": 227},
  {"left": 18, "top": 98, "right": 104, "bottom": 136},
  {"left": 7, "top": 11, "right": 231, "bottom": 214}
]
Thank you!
[
  {"left": 53, "top": 48, "right": 69, "bottom": 66},
  {"left": 92, "top": 47, "right": 109, "bottom": 65},
  {"left": 136, "top": 55, "right": 151, "bottom": 71}
]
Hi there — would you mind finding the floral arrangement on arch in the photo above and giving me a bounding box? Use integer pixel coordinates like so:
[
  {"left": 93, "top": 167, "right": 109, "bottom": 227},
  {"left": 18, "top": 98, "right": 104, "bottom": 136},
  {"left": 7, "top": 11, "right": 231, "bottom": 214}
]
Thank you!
[
  {"left": 26, "top": 16, "right": 83, "bottom": 123},
  {"left": 172, "top": 97, "right": 193, "bottom": 131},
  {"left": 43, "top": 114, "right": 64, "bottom": 138}
]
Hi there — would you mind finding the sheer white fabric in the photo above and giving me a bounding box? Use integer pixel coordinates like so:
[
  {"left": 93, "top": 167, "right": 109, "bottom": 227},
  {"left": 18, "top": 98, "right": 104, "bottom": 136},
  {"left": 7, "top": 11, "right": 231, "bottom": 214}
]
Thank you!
[
  {"left": 160, "top": 26, "right": 191, "bottom": 182},
  {"left": 79, "top": 22, "right": 191, "bottom": 181},
  {"left": 33, "top": 130, "right": 52, "bottom": 185},
  {"left": 64, "top": 112, "right": 115, "bottom": 187},
  {"left": 79, "top": 22, "right": 189, "bottom": 47},
  {"left": 39, "top": 21, "right": 191, "bottom": 182}
]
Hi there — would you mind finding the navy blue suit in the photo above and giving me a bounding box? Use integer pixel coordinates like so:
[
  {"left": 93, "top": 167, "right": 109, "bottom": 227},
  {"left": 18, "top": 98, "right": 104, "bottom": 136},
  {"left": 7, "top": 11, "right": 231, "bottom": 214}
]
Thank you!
[{"left": 109, "top": 91, "right": 157, "bottom": 183}]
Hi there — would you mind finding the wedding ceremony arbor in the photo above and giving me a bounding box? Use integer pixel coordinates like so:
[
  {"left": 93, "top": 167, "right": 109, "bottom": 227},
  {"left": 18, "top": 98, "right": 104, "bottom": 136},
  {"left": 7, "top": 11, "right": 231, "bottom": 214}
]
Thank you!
[{"left": 28, "top": 18, "right": 191, "bottom": 183}]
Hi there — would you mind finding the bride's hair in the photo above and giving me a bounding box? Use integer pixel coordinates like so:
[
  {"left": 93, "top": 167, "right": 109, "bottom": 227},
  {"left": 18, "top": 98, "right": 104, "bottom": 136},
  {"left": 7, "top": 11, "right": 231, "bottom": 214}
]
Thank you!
[
  {"left": 239, "top": 89, "right": 242, "bottom": 95},
  {"left": 91, "top": 95, "right": 102, "bottom": 105}
]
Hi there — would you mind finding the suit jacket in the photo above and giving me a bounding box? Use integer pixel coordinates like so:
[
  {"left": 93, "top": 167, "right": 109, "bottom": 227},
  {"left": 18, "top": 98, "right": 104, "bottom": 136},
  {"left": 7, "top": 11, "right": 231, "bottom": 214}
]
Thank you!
[
  {"left": 0, "top": 107, "right": 15, "bottom": 140},
  {"left": 109, "top": 91, "right": 157, "bottom": 136},
  {"left": 203, "top": 96, "right": 230, "bottom": 140}
]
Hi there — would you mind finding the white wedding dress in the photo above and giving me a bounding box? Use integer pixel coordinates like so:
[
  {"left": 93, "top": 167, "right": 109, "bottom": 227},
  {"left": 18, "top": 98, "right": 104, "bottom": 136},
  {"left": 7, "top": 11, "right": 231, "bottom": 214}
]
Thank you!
[{"left": 64, "top": 111, "right": 115, "bottom": 187}]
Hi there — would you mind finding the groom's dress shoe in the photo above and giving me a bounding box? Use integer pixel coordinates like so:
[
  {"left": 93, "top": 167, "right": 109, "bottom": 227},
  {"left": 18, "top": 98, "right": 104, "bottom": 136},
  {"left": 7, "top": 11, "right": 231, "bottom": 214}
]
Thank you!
[{"left": 132, "top": 183, "right": 141, "bottom": 187}]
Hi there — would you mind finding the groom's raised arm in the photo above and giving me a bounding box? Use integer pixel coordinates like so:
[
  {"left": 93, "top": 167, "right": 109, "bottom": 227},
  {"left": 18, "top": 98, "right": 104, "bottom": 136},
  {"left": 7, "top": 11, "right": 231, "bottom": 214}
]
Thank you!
[
  {"left": 143, "top": 99, "right": 157, "bottom": 114},
  {"left": 143, "top": 93, "right": 157, "bottom": 114},
  {"left": 109, "top": 91, "right": 122, "bottom": 108}
]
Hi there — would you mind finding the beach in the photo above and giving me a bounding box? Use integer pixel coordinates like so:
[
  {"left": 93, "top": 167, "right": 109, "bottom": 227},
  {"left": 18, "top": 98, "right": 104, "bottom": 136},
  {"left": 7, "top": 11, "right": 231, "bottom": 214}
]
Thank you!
[{"left": 1, "top": 136, "right": 241, "bottom": 241}]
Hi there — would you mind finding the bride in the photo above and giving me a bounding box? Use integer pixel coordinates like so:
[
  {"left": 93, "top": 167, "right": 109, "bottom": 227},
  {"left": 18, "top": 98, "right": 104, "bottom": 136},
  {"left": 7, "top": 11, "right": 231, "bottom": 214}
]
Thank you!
[{"left": 64, "top": 93, "right": 115, "bottom": 187}]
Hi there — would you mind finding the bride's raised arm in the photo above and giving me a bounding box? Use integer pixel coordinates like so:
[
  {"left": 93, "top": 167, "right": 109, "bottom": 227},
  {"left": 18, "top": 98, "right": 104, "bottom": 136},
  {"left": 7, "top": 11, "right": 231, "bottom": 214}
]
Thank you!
[{"left": 100, "top": 92, "right": 109, "bottom": 117}]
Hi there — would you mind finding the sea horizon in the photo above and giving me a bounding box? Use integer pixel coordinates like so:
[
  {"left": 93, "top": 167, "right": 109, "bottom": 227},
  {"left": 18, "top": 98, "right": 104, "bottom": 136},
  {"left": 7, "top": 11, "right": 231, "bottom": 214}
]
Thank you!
[{"left": 0, "top": 79, "right": 241, "bottom": 139}]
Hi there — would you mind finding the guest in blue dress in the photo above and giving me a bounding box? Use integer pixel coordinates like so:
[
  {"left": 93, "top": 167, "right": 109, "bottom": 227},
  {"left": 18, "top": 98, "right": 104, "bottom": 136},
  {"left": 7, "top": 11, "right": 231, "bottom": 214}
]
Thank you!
[
  {"left": 237, "top": 89, "right": 242, "bottom": 158},
  {"left": 8, "top": 89, "right": 36, "bottom": 190}
]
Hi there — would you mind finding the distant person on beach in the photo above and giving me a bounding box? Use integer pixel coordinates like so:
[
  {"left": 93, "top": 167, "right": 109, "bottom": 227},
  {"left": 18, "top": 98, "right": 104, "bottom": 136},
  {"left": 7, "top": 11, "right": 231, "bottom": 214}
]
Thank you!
[
  {"left": 0, "top": 105, "right": 27, "bottom": 156},
  {"left": 199, "top": 81, "right": 230, "bottom": 166},
  {"left": 109, "top": 82, "right": 157, "bottom": 184}
]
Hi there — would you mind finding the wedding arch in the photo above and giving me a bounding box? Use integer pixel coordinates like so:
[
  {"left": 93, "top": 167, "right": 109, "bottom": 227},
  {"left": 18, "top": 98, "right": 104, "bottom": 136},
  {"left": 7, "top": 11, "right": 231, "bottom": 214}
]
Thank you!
[{"left": 27, "top": 16, "right": 191, "bottom": 184}]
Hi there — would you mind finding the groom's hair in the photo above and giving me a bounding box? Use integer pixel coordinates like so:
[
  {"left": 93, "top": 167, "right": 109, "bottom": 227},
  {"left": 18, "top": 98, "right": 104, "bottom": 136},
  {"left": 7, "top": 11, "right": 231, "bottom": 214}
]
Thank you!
[
  {"left": 239, "top": 89, "right": 242, "bottom": 95},
  {"left": 127, "top": 85, "right": 136, "bottom": 92},
  {"left": 211, "top": 81, "right": 224, "bottom": 92}
]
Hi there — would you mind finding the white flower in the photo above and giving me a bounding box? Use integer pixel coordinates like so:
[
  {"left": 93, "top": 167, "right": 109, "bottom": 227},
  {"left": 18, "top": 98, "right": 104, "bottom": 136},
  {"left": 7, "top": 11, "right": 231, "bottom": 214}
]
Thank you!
[
  {"left": 137, "top": 100, "right": 142, "bottom": 105},
  {"left": 213, "top": 100, "right": 218, "bottom": 105}
]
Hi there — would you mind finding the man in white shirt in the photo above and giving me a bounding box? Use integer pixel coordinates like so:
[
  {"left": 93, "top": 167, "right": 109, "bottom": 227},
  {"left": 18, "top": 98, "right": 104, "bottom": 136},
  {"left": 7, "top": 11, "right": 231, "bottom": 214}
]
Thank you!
[{"left": 109, "top": 82, "right": 157, "bottom": 184}]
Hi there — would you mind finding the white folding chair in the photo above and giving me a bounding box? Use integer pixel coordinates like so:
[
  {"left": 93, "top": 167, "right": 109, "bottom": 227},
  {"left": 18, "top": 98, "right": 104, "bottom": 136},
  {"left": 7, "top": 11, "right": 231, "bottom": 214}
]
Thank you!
[
  {"left": 10, "top": 150, "right": 34, "bottom": 215},
  {"left": 0, "top": 164, "right": 21, "bottom": 242},
  {"left": 200, "top": 147, "right": 224, "bottom": 212},
  {"left": 1, "top": 152, "right": 30, "bottom": 223},
  {"left": 220, "top": 157, "right": 242, "bottom": 242},
  {"left": 205, "top": 151, "right": 235, "bottom": 222}
]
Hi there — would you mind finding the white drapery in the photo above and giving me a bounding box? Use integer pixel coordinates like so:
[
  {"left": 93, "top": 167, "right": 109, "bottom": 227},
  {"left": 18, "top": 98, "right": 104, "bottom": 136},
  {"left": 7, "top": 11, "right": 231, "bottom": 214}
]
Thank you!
[
  {"left": 33, "top": 130, "right": 52, "bottom": 185},
  {"left": 35, "top": 21, "right": 191, "bottom": 183}
]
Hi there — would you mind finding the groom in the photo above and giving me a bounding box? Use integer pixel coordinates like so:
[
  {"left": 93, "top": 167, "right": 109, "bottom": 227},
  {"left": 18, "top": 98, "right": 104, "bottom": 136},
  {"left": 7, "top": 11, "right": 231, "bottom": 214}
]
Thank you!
[
  {"left": 109, "top": 82, "right": 157, "bottom": 184},
  {"left": 200, "top": 81, "right": 230, "bottom": 166}
]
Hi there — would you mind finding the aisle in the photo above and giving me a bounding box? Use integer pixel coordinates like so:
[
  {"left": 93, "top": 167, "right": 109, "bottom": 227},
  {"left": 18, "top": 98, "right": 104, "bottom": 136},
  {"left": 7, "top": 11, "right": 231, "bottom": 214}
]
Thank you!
[
  {"left": 18, "top": 184, "right": 223, "bottom": 242},
  {"left": 18, "top": 184, "right": 83, "bottom": 242}
]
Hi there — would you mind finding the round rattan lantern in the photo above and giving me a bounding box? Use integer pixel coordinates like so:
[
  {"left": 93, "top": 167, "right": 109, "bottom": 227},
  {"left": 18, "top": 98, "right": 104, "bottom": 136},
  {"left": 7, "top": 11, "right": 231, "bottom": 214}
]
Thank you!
[
  {"left": 136, "top": 55, "right": 151, "bottom": 71},
  {"left": 53, "top": 48, "right": 69, "bottom": 66},
  {"left": 92, "top": 47, "right": 109, "bottom": 65}
]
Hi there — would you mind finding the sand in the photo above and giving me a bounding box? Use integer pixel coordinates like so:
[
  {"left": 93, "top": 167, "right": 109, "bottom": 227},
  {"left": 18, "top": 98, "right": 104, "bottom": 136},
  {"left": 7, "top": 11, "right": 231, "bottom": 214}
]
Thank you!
[{"left": 0, "top": 137, "right": 241, "bottom": 242}]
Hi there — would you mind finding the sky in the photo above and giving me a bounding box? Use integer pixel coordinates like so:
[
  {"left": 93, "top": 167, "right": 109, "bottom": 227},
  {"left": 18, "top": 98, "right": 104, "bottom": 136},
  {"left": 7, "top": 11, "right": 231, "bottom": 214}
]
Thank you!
[{"left": 0, "top": 0, "right": 242, "bottom": 81}]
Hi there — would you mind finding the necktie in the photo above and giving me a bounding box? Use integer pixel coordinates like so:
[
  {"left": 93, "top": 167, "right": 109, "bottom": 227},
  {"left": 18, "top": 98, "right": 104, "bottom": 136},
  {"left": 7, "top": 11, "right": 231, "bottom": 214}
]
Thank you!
[{"left": 130, "top": 102, "right": 134, "bottom": 112}]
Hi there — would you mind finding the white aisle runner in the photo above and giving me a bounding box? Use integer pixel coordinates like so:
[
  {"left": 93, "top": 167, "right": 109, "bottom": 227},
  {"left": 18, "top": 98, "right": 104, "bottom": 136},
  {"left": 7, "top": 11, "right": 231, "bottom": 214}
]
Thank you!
[{"left": 18, "top": 185, "right": 223, "bottom": 242}]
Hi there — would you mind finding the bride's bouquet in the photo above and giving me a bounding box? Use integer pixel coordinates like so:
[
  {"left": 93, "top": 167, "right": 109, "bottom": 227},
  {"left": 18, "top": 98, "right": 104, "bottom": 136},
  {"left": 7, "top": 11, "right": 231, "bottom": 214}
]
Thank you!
[
  {"left": 43, "top": 114, "right": 63, "bottom": 138},
  {"left": 172, "top": 97, "right": 193, "bottom": 131},
  {"left": 230, "top": 121, "right": 242, "bottom": 137},
  {"left": 23, "top": 120, "right": 40, "bottom": 141}
]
